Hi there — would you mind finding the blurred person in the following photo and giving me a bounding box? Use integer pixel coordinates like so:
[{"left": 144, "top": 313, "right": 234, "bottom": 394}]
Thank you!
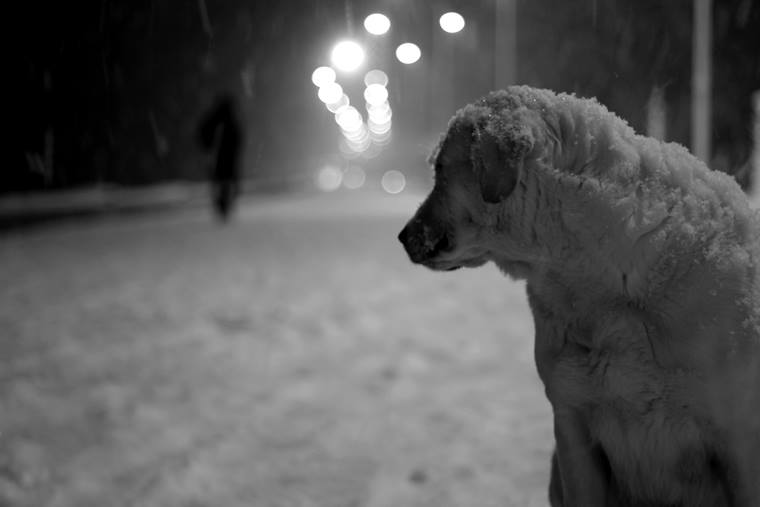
[{"left": 198, "top": 93, "right": 242, "bottom": 221}]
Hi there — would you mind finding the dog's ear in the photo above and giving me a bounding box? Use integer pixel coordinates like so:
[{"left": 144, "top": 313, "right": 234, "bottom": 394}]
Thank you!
[
  {"left": 474, "top": 124, "right": 533, "bottom": 203},
  {"left": 433, "top": 120, "right": 474, "bottom": 168}
]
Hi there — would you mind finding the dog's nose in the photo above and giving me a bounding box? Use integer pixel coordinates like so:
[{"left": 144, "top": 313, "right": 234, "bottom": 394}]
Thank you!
[
  {"left": 398, "top": 222, "right": 451, "bottom": 264},
  {"left": 397, "top": 226, "right": 409, "bottom": 246},
  {"left": 398, "top": 225, "right": 422, "bottom": 261}
]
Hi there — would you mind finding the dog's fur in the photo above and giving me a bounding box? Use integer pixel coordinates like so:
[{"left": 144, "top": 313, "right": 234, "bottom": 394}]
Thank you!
[{"left": 398, "top": 86, "right": 760, "bottom": 506}]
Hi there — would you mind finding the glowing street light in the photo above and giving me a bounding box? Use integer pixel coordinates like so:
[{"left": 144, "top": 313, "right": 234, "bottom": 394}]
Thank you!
[
  {"left": 363, "top": 84, "right": 388, "bottom": 106},
  {"left": 367, "top": 101, "right": 391, "bottom": 122},
  {"left": 364, "top": 69, "right": 388, "bottom": 87},
  {"left": 439, "top": 12, "right": 465, "bottom": 33},
  {"left": 326, "top": 94, "right": 350, "bottom": 113},
  {"left": 331, "top": 40, "right": 365, "bottom": 72},
  {"left": 317, "top": 82, "right": 343, "bottom": 104},
  {"left": 364, "top": 13, "right": 391, "bottom": 35},
  {"left": 312, "top": 32, "right": 397, "bottom": 159},
  {"left": 335, "top": 106, "right": 363, "bottom": 133},
  {"left": 311, "top": 66, "right": 336, "bottom": 87},
  {"left": 395, "top": 43, "right": 421, "bottom": 64}
]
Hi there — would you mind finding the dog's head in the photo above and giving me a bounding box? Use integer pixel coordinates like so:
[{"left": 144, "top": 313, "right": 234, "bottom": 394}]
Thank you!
[{"left": 398, "top": 93, "right": 536, "bottom": 271}]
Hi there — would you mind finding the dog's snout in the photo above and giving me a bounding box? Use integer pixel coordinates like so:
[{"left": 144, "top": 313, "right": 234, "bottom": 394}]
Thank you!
[
  {"left": 397, "top": 226, "right": 410, "bottom": 247},
  {"left": 398, "top": 221, "right": 452, "bottom": 264},
  {"left": 399, "top": 223, "right": 425, "bottom": 262},
  {"left": 430, "top": 233, "right": 450, "bottom": 257}
]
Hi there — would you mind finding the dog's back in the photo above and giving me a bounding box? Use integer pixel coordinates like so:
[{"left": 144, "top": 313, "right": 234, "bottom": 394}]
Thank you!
[{"left": 508, "top": 87, "right": 760, "bottom": 506}]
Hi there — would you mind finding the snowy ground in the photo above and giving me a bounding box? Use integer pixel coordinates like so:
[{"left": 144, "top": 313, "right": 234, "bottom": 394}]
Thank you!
[{"left": 0, "top": 191, "right": 553, "bottom": 507}]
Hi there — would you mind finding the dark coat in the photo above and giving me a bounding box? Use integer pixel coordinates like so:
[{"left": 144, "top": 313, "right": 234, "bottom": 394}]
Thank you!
[{"left": 199, "top": 95, "right": 242, "bottom": 182}]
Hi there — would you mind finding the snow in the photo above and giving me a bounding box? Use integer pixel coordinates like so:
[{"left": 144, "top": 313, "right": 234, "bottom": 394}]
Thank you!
[{"left": 0, "top": 191, "right": 553, "bottom": 507}]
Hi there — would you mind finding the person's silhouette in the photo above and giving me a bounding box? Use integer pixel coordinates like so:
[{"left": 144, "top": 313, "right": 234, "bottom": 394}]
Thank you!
[{"left": 198, "top": 93, "right": 242, "bottom": 221}]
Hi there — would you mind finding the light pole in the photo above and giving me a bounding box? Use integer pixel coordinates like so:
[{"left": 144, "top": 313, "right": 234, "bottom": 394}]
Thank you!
[
  {"left": 494, "top": 0, "right": 517, "bottom": 89},
  {"left": 691, "top": 0, "right": 712, "bottom": 164}
]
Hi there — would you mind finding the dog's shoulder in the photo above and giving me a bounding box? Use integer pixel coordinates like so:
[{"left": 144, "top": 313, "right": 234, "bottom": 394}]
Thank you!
[{"left": 527, "top": 282, "right": 731, "bottom": 501}]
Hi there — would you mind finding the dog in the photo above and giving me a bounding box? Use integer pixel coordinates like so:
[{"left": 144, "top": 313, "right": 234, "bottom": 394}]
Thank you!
[{"left": 398, "top": 86, "right": 760, "bottom": 506}]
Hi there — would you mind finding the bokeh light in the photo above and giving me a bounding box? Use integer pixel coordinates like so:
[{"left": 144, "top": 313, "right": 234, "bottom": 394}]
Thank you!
[
  {"left": 316, "top": 165, "right": 343, "bottom": 191},
  {"left": 381, "top": 170, "right": 406, "bottom": 194},
  {"left": 370, "top": 128, "right": 392, "bottom": 146},
  {"left": 343, "top": 123, "right": 369, "bottom": 143},
  {"left": 395, "top": 43, "right": 421, "bottom": 64},
  {"left": 311, "top": 66, "right": 336, "bottom": 87},
  {"left": 335, "top": 106, "right": 363, "bottom": 133},
  {"left": 363, "top": 13, "right": 390, "bottom": 35},
  {"left": 317, "top": 82, "right": 343, "bottom": 104},
  {"left": 439, "top": 12, "right": 465, "bottom": 33},
  {"left": 367, "top": 102, "right": 391, "bottom": 123},
  {"left": 313, "top": 60, "right": 393, "bottom": 158},
  {"left": 339, "top": 138, "right": 360, "bottom": 158},
  {"left": 363, "top": 84, "right": 389, "bottom": 106},
  {"left": 344, "top": 131, "right": 372, "bottom": 153},
  {"left": 331, "top": 40, "right": 365, "bottom": 72},
  {"left": 363, "top": 69, "right": 388, "bottom": 87},
  {"left": 326, "top": 94, "right": 350, "bottom": 113},
  {"left": 368, "top": 118, "right": 392, "bottom": 135},
  {"left": 363, "top": 76, "right": 392, "bottom": 150},
  {"left": 343, "top": 165, "right": 367, "bottom": 189}
]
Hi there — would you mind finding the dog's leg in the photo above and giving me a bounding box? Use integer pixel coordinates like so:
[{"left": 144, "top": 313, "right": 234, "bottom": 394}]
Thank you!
[
  {"left": 548, "top": 449, "right": 564, "bottom": 507},
  {"left": 553, "top": 411, "right": 609, "bottom": 507},
  {"left": 717, "top": 442, "right": 760, "bottom": 507}
]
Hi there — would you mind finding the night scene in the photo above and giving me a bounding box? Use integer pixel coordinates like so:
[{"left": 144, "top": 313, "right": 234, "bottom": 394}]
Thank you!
[{"left": 3, "top": 1, "right": 760, "bottom": 506}]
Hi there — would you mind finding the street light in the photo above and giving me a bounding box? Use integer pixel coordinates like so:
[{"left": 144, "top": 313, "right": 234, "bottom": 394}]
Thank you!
[
  {"left": 312, "top": 26, "right": 403, "bottom": 165},
  {"left": 439, "top": 12, "right": 465, "bottom": 33},
  {"left": 331, "top": 40, "right": 365, "bottom": 72},
  {"left": 326, "top": 94, "right": 350, "bottom": 113},
  {"left": 311, "top": 66, "right": 336, "bottom": 87},
  {"left": 395, "top": 43, "right": 421, "bottom": 64},
  {"left": 335, "top": 106, "right": 363, "bottom": 133},
  {"left": 317, "top": 82, "right": 343, "bottom": 104},
  {"left": 364, "top": 13, "right": 391, "bottom": 35},
  {"left": 364, "top": 69, "right": 388, "bottom": 87},
  {"left": 364, "top": 84, "right": 389, "bottom": 106}
]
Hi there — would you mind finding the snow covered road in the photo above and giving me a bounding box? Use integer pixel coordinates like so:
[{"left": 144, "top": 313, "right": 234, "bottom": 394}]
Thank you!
[{"left": 0, "top": 191, "right": 552, "bottom": 507}]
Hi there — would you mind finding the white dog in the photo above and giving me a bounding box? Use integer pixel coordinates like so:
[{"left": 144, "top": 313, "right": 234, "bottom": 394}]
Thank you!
[{"left": 398, "top": 86, "right": 760, "bottom": 506}]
